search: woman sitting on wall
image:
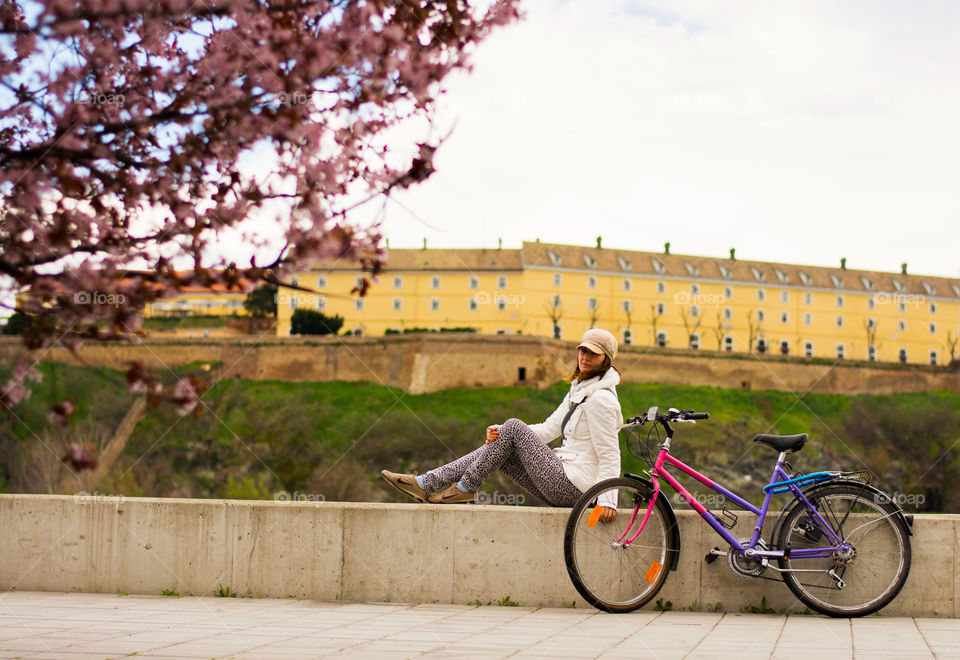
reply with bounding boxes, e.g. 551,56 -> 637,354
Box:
381,328 -> 622,521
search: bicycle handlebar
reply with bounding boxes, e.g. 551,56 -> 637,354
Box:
624,407 -> 710,426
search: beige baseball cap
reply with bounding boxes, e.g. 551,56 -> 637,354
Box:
577,328 -> 618,361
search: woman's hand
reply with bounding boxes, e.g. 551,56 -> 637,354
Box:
597,506 -> 616,524
485,425 -> 499,444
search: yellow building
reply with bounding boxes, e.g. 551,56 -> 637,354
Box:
277,242 -> 960,366
143,277 -> 253,318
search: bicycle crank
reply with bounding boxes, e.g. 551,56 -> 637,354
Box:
728,538 -> 768,579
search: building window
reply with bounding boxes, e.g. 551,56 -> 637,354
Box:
469,298 -> 478,311
552,294 -> 562,308
317,276 -> 327,289
355,298 -> 363,311
899,348 -> 907,363
803,313 -> 812,326
899,300 -> 907,312
432,276 -> 441,289
689,333 -> 700,350
290,296 -> 297,310
622,300 -> 632,313
316,296 -> 326,311
781,291 -> 789,303
757,310 -> 765,322
804,292 -> 813,305
930,350 -> 938,365
393,276 -> 402,289
757,289 -> 766,302
836,315 -> 844,328
867,317 -> 876,330
392,297 -> 402,311
780,340 -> 790,355
691,283 -> 700,296
588,276 -> 597,289
723,307 -> 732,320
656,302 -> 665,315
587,297 -> 597,311
836,344 -> 845,360
868,346 -> 877,361
868,297 -> 875,310
657,281 -> 666,294
691,305 -> 699,318
498,276 -> 507,289
780,311 -> 789,324
930,322 -> 937,334
804,342 -> 814,358
291,276 -> 299,287
469,276 -> 478,289
431,298 -> 440,311
724,336 -> 734,352
497,298 -> 507,312
757,338 -> 767,354
930,302 -> 937,314
553,273 -> 562,287
553,325 -> 562,340
724,286 -> 733,300
656,332 -> 667,347
355,275 -> 363,289
623,278 -> 632,292
898,320 -> 906,332
836,295 -> 844,307
623,329 -> 632,345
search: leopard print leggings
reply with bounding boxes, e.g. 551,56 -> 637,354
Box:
421,418 -> 583,506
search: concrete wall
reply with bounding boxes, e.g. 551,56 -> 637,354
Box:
2,495 -> 956,617
1,335 -> 958,395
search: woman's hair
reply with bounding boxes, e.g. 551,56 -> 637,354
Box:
564,356 -> 620,383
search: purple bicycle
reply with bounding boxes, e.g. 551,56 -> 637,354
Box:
563,406 -> 913,617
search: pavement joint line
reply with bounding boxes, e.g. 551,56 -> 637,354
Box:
0,592 -> 958,658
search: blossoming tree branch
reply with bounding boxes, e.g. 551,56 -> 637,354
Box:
0,0 -> 518,426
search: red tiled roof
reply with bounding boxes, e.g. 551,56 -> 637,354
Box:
521,242 -> 960,298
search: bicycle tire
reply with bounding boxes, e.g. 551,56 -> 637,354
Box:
776,482 -> 911,617
564,477 -> 674,613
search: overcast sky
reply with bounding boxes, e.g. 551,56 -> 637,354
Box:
369,0 -> 960,279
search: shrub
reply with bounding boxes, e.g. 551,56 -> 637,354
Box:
290,309 -> 343,335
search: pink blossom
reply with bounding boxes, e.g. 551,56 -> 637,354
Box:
1,0 -> 519,419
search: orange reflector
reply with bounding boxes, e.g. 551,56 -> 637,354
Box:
587,507 -> 603,527
645,561 -> 662,583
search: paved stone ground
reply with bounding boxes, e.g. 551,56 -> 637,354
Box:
1,591 -> 958,659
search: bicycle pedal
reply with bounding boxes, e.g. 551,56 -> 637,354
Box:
705,547 -> 726,564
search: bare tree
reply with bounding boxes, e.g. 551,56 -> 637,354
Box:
588,301 -> 601,328
680,307 -> 703,349
946,331 -> 959,363
646,304 -> 661,346
746,310 -> 764,353
545,300 -> 564,340
865,319 -> 880,360
709,309 -> 730,350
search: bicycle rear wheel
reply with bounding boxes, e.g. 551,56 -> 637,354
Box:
564,478 -> 675,613
776,482 -> 911,617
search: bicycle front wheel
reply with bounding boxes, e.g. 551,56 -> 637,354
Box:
564,478 -> 675,613
776,482 -> 911,617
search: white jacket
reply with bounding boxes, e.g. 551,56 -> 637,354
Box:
528,368 -> 623,507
